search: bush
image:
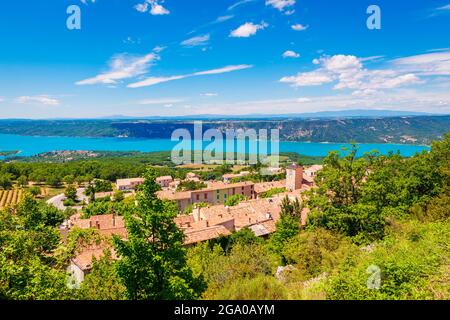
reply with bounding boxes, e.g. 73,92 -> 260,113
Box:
225,194 -> 246,207
211,276 -> 288,300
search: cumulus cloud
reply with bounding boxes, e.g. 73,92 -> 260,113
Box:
230,22 -> 268,38
76,51 -> 159,85
128,64 -> 252,88
282,50 -> 300,58
134,0 -> 170,15
181,34 -> 210,47
291,24 -> 308,31
15,95 -> 60,106
280,54 -> 422,91
266,0 -> 295,13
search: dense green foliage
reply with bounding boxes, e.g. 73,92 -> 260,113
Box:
224,194 -> 247,207
113,168 -> 206,299
176,180 -> 207,191
0,195 -> 71,299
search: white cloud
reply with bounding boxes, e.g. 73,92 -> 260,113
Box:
230,22 -> 268,38
76,51 -> 159,85
134,1 -> 149,12
280,71 -> 333,87
80,0 -> 96,4
15,95 -> 60,106
392,50 -> 450,76
128,75 -> 186,88
135,0 -> 169,15
193,65 -> 252,75
201,93 -> 218,97
179,90 -> 450,116
280,54 -> 422,91
266,0 -> 296,13
228,0 -> 255,11
181,34 -> 210,47
128,64 -> 252,88
215,15 -> 234,23
282,50 -> 300,58
437,4 -> 450,10
291,24 -> 308,31
138,98 -> 185,105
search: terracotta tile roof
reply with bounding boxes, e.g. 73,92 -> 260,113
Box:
305,165 -> 323,172
202,181 -> 254,191
184,225 -> 232,245
156,176 -> 173,181
254,180 -> 286,194
70,214 -> 127,238
157,190 -> 191,200
71,244 -> 118,271
116,178 -> 144,187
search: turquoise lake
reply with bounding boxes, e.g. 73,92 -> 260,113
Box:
0,134 -> 430,158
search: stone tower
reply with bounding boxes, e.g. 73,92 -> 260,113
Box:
286,163 -> 303,191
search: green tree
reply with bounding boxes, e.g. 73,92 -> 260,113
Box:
0,173 -> 13,189
114,190 -> 125,202
79,252 -> 126,300
225,194 -> 246,207
17,175 -> 28,188
16,194 -> 65,230
0,203 -> 71,299
113,168 -> 206,299
28,186 -> 41,197
65,184 -> 78,202
63,174 -> 75,185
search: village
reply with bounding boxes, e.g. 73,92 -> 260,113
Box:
60,163 -> 323,286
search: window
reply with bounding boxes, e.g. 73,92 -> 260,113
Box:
196,194 -> 199,201
204,193 -> 207,199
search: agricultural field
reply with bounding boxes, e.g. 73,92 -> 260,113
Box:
0,189 -> 24,209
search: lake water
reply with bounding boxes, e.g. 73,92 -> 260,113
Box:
0,134 -> 430,158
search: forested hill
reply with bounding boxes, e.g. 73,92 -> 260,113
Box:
0,115 -> 449,144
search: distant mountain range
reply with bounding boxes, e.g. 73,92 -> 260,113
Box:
93,109 -> 435,120
0,112 -> 449,145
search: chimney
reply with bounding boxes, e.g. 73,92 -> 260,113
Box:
197,206 -> 201,222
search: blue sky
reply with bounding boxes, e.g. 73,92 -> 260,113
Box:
0,0 -> 449,118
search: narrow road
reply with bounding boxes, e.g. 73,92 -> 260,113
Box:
47,187 -> 87,211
